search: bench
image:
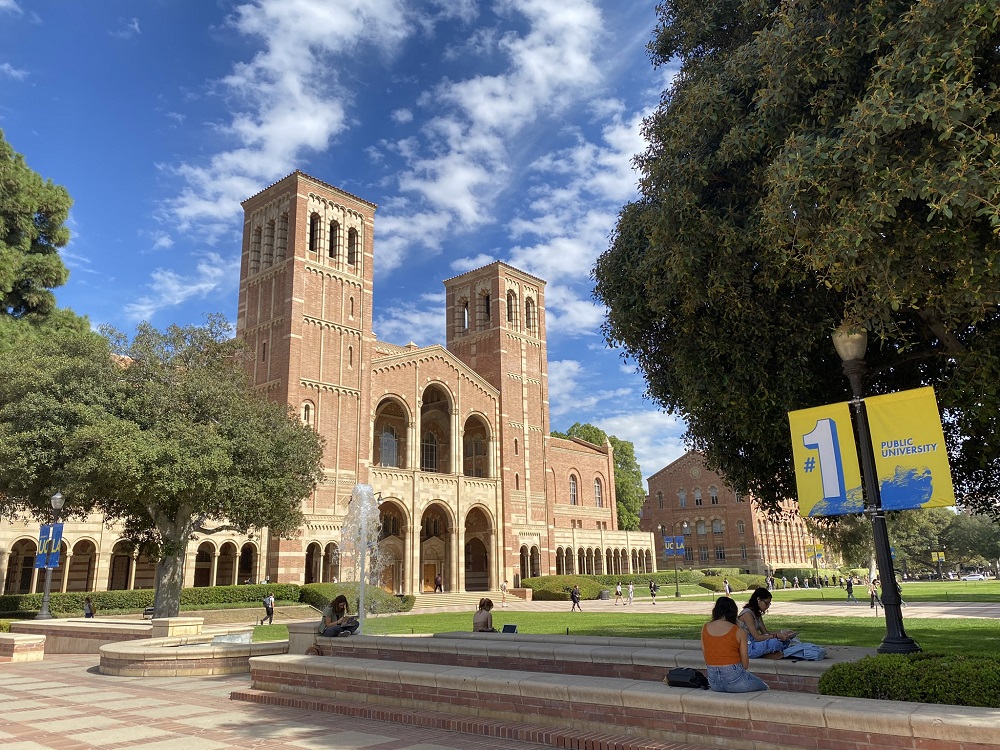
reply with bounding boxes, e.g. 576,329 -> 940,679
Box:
310,631 -> 867,694
0,633 -> 45,663
241,654 -> 1000,750
142,607 -> 155,619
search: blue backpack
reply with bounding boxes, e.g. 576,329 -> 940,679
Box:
783,640 -> 827,661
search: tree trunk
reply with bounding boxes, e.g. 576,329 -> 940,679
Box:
153,551 -> 184,617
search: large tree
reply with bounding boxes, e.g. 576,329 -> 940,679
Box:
595,0 -> 1000,516
0,317 -> 325,616
551,422 -> 645,530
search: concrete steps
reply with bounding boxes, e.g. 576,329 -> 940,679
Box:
408,590 -> 504,610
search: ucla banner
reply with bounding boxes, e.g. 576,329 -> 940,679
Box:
788,402 -> 863,517
661,534 -> 685,559
34,523 -> 64,569
865,387 -> 955,510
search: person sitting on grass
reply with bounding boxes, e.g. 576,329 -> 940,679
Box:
738,587 -> 795,658
701,596 -> 768,692
320,594 -> 359,637
473,597 -> 498,632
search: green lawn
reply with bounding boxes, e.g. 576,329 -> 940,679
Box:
624,580 -> 1000,604
253,610 -> 999,656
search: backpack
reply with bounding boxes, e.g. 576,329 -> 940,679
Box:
783,640 -> 827,661
665,667 -> 710,689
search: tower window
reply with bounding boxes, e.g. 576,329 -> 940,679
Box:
347,228 -> 358,265
250,227 -> 262,274
308,213 -> 321,253
329,220 -> 340,259
594,479 -> 603,508
569,475 -> 578,505
524,297 -> 535,332
506,290 -> 519,330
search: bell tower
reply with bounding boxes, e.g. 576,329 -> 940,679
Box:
444,262 -> 549,576
236,171 -> 377,582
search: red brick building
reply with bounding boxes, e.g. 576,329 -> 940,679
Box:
0,171 -> 654,597
641,451 -> 818,576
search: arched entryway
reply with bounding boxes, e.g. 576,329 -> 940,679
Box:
323,542 -> 340,583
379,501 -> 406,593
420,385 -> 453,474
238,543 -> 258,584
304,542 -> 322,584
217,541 -> 238,586
463,506 -> 492,591
4,539 -> 37,594
108,541 -> 134,590
67,539 -> 96,591
419,503 -> 451,592
193,541 -> 215,587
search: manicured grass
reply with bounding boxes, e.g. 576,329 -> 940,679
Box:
345,611 -> 998,657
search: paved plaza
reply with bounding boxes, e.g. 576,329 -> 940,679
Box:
3,596 -> 996,750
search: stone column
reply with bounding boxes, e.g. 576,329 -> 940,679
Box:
59,553 -> 73,593
128,554 -> 138,590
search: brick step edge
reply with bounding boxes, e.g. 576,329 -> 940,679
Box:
229,689 -> 708,750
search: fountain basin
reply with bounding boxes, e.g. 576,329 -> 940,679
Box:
99,629 -> 287,676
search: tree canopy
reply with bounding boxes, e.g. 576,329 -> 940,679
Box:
551,422 -> 645,530
1,129 -> 73,322
595,0 -> 1000,517
0,316 -> 325,616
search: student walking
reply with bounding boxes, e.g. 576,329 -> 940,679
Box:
649,580 -> 659,604
570,585 -> 582,612
614,582 -> 623,605
626,582 -> 634,605
260,591 -> 275,625
846,578 -> 858,603
500,579 -> 509,607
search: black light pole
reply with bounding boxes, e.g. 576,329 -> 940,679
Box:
36,491 -> 65,620
833,326 -> 920,654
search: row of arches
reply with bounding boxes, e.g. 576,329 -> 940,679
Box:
2,538 -> 262,595
550,546 -> 654,578
454,288 -> 538,336
308,213 -> 360,266
249,212 -> 288,274
373,386 -> 493,477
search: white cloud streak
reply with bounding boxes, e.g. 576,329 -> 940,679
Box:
0,62 -> 27,80
124,252 -> 241,322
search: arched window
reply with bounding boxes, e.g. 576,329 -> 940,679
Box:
348,345 -> 354,368
421,432 -> 439,473
347,227 -> 358,265
710,486 -> 719,504
569,475 -> 578,505
264,219 -> 275,267
250,227 -> 262,273
678,489 -> 687,508
594,478 -> 603,508
349,297 -> 355,318
308,213 -> 321,253
515,473 -> 520,490
694,488 -> 703,506
506,290 -> 519,330
514,438 -> 519,455
712,519 -> 723,535
524,297 -> 535,332
380,426 -> 399,468
696,520 -> 706,536
657,491 -> 663,509
328,220 -> 340,259
276,212 -> 288,261
301,401 -> 314,427
478,291 -> 491,329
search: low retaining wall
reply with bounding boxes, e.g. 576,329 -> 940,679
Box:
0,633 -> 45,663
100,631 -> 286,676
244,654 -> 1000,750
11,619 -> 151,654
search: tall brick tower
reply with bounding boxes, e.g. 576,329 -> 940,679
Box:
444,263 -> 550,580
236,171 -> 377,582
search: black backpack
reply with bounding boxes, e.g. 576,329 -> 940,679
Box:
665,667 -> 710,689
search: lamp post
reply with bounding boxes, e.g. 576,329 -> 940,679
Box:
659,520 -> 689,597
36,491 -> 65,620
833,325 -> 920,654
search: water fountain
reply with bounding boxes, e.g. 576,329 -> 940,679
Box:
341,483 -> 385,634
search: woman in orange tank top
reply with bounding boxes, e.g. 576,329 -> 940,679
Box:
700,597 -> 768,692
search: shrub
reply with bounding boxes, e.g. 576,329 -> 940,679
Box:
586,570 -> 705,588
520,575 -> 603,600
300,582 -> 406,614
741,575 -> 769,590
819,653 -> 1000,707
699,575 -> 748,593
397,594 -> 416,612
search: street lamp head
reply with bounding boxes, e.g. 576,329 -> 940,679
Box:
681,520 -> 689,531
832,324 -> 868,362
50,491 -> 65,512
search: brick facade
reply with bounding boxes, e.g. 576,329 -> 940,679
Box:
0,172 -> 655,596
641,451 -> 819,576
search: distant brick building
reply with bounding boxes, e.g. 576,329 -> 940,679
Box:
0,172 -> 653,596
641,451 -> 818,576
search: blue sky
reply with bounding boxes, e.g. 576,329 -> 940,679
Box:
1,0 -> 687,480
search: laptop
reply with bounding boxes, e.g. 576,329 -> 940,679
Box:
501,624 -> 518,634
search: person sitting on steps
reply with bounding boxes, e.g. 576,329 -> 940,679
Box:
738,587 -> 795,659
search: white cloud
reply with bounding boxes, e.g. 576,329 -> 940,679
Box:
450,253 -> 496,274
373,299 -> 445,347
150,233 -> 174,251
124,252 -> 240,322
596,410 -> 688,481
0,0 -> 21,14
392,108 -> 413,124
163,0 -> 414,230
110,17 -> 141,39
0,62 -> 27,80
547,358 -> 632,420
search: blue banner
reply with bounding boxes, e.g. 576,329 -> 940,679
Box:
35,523 -> 64,569
661,534 -> 685,558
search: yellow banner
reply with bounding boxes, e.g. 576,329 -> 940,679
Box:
865,387 -> 954,510
788,402 -> 863,517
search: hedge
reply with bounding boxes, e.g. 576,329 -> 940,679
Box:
819,653 -> 1000,707
590,570 -> 705,587
520,575 -> 603,600
699,575 -> 749,593
300,582 -> 410,615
